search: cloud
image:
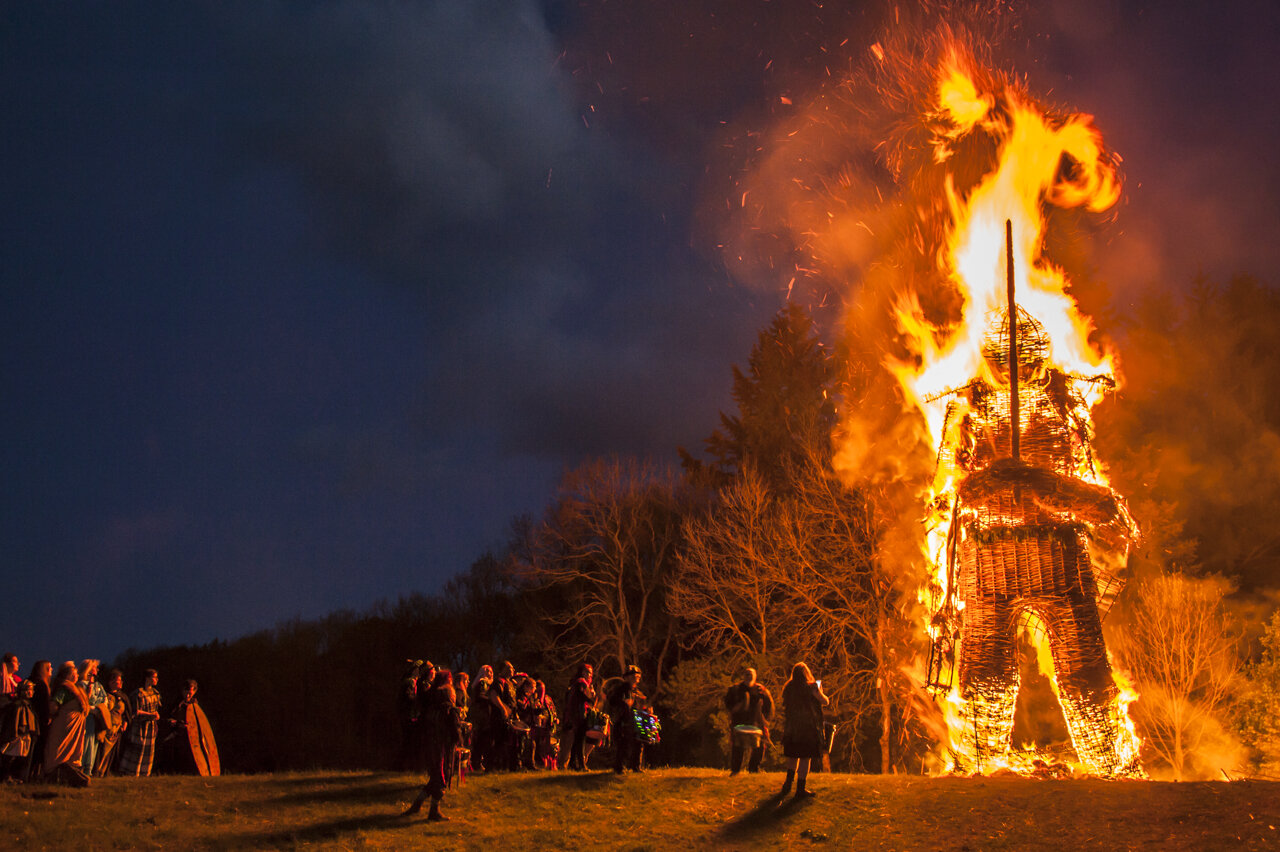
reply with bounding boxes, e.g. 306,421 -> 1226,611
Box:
210,0 -> 766,462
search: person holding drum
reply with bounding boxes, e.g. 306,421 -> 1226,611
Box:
607,665 -> 650,774
779,662 -> 828,798
724,667 -> 774,775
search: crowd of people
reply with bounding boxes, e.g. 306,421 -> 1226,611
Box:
0,653 -> 204,786
397,657 -> 832,820
396,659 -> 663,820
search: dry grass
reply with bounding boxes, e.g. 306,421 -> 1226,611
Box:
2,768 -> 1278,850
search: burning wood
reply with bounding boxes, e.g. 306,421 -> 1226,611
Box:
900,54 -> 1142,778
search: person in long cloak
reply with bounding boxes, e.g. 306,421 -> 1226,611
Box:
44,662 -> 90,786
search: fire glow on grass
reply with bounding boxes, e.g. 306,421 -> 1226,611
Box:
890,47 -> 1142,776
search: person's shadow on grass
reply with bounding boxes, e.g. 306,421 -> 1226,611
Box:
719,790 -> 816,840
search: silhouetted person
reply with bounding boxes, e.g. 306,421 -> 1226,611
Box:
725,667 -> 773,775
780,662 -> 828,798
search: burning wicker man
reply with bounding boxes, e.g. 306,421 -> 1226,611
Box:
926,303 -> 1142,778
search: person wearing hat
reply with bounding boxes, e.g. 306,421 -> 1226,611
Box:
607,665 -> 646,774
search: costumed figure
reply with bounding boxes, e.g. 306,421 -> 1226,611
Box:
928,305 -> 1139,777
25,660 -> 52,781
514,676 -> 539,770
44,662 -> 90,786
562,664 -> 596,771
779,662 -> 827,797
493,662 -> 520,771
77,659 -> 107,778
608,665 -> 654,774
725,667 -> 774,775
396,660 -> 421,771
94,669 -> 131,777
468,665 -> 495,771
403,671 -> 464,822
530,680 -> 558,769
0,679 -> 38,782
118,669 -> 162,777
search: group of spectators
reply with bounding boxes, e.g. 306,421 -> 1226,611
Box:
397,657 -> 833,819
0,653 -> 201,786
397,659 -> 660,821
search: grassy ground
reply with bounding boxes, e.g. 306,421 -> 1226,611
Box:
2,768 -> 1278,850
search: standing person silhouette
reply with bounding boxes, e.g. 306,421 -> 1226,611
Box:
779,662 -> 827,798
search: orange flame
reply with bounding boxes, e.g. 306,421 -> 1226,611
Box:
891,55 -> 1140,775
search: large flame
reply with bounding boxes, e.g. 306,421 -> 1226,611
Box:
888,52 -> 1141,775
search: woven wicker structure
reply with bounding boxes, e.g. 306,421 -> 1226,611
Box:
934,309 -> 1138,776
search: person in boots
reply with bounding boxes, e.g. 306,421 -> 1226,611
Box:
779,662 -> 827,798
404,670 -> 463,822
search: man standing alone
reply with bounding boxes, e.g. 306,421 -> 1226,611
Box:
725,668 -> 773,775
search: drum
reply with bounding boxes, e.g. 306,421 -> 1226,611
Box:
584,709 -> 610,742
629,709 -> 662,745
731,724 -> 763,746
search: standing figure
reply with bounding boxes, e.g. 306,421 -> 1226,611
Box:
607,665 -> 647,774
562,664 -> 596,771
404,671 -> 463,822
25,660 -> 52,781
468,665 -> 495,771
118,669 -> 162,776
44,662 -> 90,786
94,669 -> 132,776
779,662 -> 828,798
396,660 -> 421,771
933,308 -> 1138,776
0,679 -> 38,781
78,660 -> 107,778
725,668 -> 774,775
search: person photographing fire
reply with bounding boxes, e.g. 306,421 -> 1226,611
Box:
928,235 -> 1140,777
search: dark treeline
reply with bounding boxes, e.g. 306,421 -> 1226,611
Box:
116,279 -> 1280,775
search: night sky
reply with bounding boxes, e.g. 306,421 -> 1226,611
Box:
2,1 -> 1276,668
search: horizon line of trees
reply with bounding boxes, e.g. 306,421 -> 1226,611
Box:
117,276 -> 1280,778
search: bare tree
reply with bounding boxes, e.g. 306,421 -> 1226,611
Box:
1110,573 -> 1245,780
671,455 -> 926,771
512,457 -> 687,692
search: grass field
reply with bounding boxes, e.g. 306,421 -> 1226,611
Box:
2,768 -> 1278,850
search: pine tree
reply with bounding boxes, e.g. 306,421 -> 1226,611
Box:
681,302 -> 836,490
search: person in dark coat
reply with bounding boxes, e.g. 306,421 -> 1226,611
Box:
563,663 -> 595,771
404,671 -> 464,822
468,665 -> 495,771
779,662 -> 828,798
24,661 -> 52,781
0,679 -> 38,782
725,667 -> 774,775
608,665 -> 647,774
395,660 -> 421,771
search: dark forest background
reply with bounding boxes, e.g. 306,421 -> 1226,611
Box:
116,276 -> 1280,777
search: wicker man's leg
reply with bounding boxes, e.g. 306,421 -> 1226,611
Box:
1042,589 -> 1140,776
957,594 -> 1019,771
